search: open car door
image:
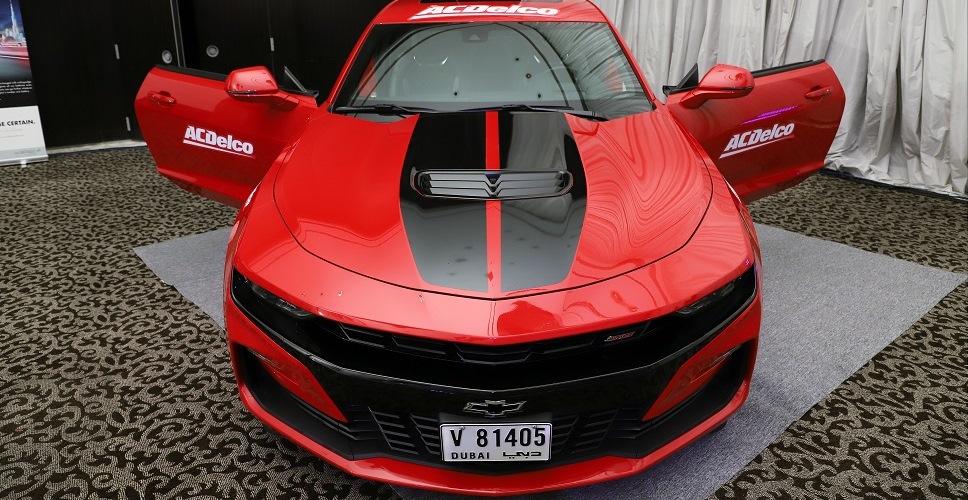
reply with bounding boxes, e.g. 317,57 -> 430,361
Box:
666,60 -> 845,203
135,66 -> 316,207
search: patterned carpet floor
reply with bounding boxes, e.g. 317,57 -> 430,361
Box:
0,148 -> 965,499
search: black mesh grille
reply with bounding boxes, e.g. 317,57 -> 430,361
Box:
337,320 -> 648,366
301,401 -> 651,469
239,343 -> 752,474
370,410 -> 421,455
404,407 -> 642,459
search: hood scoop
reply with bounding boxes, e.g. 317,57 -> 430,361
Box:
411,169 -> 574,200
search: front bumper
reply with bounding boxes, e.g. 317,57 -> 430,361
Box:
224,269 -> 760,495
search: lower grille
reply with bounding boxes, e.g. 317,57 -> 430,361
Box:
239,342 -> 751,474
370,410 -> 423,455
371,405 -> 647,465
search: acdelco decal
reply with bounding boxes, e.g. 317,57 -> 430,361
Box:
411,5 -> 560,20
183,126 -> 254,157
720,123 -> 795,158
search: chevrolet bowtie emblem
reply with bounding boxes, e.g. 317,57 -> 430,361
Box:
463,399 -> 526,418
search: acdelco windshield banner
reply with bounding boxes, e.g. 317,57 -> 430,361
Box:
0,0 -> 47,167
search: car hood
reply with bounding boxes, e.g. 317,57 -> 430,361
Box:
273,109 -> 712,299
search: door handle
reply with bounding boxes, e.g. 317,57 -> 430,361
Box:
804,86 -> 832,99
149,91 -> 176,107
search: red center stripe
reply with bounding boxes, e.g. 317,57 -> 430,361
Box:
485,111 -> 502,295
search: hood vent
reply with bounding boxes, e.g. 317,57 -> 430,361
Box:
411,169 -> 573,200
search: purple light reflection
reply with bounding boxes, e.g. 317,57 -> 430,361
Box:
741,105 -> 800,125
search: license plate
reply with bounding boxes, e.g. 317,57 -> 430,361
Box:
440,423 -> 552,462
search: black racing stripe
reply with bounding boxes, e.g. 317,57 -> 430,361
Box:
499,112 -> 587,292
400,113 -> 489,292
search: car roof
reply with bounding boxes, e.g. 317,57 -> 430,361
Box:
376,0 -> 609,24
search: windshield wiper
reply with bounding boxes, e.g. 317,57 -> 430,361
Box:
332,104 -> 439,116
456,104 -> 607,121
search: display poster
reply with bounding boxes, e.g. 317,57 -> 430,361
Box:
0,0 -> 46,166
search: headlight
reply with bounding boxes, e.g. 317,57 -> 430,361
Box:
674,277 -> 739,316
241,274 -> 314,319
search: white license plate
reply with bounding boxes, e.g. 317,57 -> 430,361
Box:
440,423 -> 552,462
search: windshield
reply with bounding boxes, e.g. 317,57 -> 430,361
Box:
333,22 -> 653,120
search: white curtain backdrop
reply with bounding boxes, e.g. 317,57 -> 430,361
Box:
593,0 -> 968,196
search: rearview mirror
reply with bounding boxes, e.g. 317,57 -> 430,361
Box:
225,66 -> 297,110
679,64 -> 754,109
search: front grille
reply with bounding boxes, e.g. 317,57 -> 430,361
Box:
231,267 -> 756,390
337,320 -> 644,365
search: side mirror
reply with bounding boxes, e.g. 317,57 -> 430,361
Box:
679,64 -> 754,109
225,66 -> 297,110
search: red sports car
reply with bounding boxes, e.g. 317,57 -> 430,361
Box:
135,0 -> 844,495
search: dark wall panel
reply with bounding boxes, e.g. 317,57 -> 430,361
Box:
178,0 -> 272,76
21,0 -> 392,147
267,1 -> 391,97
20,1 -> 128,147
111,0 -> 179,139
21,0 -> 177,146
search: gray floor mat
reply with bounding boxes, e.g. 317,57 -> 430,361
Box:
134,227 -> 232,326
134,223 -> 965,500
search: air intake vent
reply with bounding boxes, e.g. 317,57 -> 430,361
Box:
411,170 -> 573,200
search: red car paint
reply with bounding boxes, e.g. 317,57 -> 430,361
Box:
666,62 -> 845,202
135,0 -> 844,495
272,111 -> 713,298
